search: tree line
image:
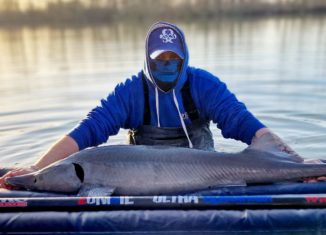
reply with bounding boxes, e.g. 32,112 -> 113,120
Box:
0,0 -> 325,25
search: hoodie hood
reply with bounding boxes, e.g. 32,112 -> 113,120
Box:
144,22 -> 189,93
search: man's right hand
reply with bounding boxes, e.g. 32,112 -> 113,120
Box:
0,136 -> 79,190
0,166 -> 38,189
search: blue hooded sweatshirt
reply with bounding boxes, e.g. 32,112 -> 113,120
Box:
68,22 -> 265,150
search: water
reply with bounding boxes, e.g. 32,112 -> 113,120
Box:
0,17 -> 325,167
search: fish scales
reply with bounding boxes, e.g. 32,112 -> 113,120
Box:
6,145 -> 326,195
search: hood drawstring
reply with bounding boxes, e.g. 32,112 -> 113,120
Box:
155,86 -> 193,148
155,87 -> 161,127
173,89 -> 193,148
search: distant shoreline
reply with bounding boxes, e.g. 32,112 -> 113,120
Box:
0,1 -> 326,26
1,11 -> 326,27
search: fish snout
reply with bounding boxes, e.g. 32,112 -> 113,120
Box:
6,173 -> 36,190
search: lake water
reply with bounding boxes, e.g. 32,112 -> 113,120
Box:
0,17 -> 326,167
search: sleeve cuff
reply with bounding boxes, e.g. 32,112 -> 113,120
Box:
242,118 -> 266,145
67,125 -> 89,151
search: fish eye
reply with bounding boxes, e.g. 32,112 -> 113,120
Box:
34,178 -> 37,183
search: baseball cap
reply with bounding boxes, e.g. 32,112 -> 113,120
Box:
148,27 -> 184,59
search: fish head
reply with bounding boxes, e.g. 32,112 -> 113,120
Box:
6,163 -> 84,193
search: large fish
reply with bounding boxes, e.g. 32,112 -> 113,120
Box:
6,133 -> 326,196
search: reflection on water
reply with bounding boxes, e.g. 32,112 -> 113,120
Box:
0,17 -> 326,166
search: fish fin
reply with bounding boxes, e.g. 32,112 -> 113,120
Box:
211,180 -> 247,188
77,184 -> 115,197
224,181 -> 247,187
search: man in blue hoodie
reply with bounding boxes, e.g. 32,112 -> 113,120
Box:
0,22 -> 303,187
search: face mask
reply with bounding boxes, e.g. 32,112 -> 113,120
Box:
150,59 -> 182,83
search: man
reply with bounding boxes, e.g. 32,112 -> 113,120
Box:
0,21 -> 306,188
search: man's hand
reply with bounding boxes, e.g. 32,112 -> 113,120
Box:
0,166 -> 38,189
302,159 -> 326,183
252,128 -> 304,162
0,136 -> 78,190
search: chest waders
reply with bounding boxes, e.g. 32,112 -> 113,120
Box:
128,75 -> 214,151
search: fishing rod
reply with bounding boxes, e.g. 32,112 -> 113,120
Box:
1,194 -> 326,212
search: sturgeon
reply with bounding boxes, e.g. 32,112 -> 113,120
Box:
6,134 -> 326,196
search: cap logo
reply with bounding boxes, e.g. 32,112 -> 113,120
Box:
159,29 -> 177,43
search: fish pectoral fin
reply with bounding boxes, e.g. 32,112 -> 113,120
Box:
77,184 -> 115,197
225,180 -> 247,187
211,180 -> 247,188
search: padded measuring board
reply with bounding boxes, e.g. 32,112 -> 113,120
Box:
1,182 -> 326,234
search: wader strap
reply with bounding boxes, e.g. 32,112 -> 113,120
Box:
142,74 -> 150,125
181,79 -> 199,121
